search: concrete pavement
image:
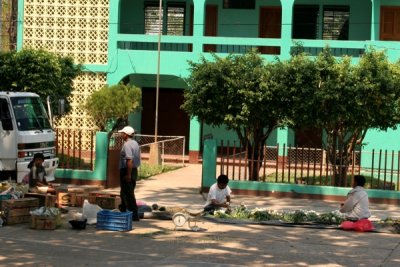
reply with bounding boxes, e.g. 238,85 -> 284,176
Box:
1,164 -> 400,266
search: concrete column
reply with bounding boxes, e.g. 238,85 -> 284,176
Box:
370,0 -> 380,41
192,0 -> 206,53
201,139 -> 217,191
188,117 -> 201,163
280,0 -> 294,59
277,127 -> 295,159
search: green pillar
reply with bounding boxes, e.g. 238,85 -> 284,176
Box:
192,0 -> 206,53
280,0 -> 294,59
370,0 -> 380,41
189,117 -> 201,162
277,127 -> 295,156
202,139 -> 217,189
106,0 -> 119,84
16,0 -> 25,50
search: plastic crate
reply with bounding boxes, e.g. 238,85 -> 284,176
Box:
96,210 -> 133,231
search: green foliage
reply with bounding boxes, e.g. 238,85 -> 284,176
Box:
184,50 -> 287,139
183,50 -> 290,180
0,49 -> 82,115
286,47 -> 400,186
83,83 -> 141,131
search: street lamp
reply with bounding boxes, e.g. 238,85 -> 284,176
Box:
155,0 -> 162,143
149,0 -> 163,165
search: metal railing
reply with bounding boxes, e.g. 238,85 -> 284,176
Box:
218,140 -> 399,191
55,129 -> 96,170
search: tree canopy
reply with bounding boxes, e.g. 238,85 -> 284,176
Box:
184,47 -> 400,184
83,83 -> 142,132
183,50 -> 289,180
286,47 -> 400,185
0,49 -> 82,115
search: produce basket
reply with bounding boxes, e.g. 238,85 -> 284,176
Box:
96,210 -> 132,231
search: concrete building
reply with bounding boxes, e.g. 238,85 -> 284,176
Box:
17,0 -> 400,162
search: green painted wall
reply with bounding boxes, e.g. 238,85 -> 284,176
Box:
361,128 -> 400,174
202,124 -> 283,148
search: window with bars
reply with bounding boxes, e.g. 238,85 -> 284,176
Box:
144,3 -> 185,36
292,5 -> 349,40
323,6 -> 349,40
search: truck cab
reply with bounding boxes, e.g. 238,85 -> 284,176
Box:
0,92 -> 58,182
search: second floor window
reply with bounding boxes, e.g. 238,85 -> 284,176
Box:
145,3 -> 185,36
323,6 -> 349,40
292,5 -> 349,40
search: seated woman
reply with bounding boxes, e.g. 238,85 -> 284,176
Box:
23,153 -> 56,195
339,175 -> 371,221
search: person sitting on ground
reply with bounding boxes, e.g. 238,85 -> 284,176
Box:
204,174 -> 232,214
339,175 -> 371,221
23,153 -> 56,195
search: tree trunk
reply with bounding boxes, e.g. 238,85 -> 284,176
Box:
246,140 -> 265,181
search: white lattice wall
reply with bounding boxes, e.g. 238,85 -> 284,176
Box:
23,0 -> 109,64
22,0 -> 110,148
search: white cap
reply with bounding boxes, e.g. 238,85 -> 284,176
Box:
118,126 -> 135,136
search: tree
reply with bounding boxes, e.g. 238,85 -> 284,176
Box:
0,49 -> 82,115
183,50 -> 289,181
83,83 -> 141,132
287,47 -> 400,186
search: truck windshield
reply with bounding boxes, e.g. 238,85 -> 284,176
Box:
11,97 -> 52,131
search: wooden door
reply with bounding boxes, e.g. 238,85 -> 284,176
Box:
380,7 -> 400,40
259,7 -> 281,54
141,88 -> 190,152
204,5 -> 218,52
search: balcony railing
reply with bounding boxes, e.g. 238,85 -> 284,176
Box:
116,33 -> 400,60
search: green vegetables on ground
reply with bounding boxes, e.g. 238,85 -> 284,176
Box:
212,203 -> 345,225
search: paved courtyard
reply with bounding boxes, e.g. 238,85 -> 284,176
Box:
1,164 -> 400,266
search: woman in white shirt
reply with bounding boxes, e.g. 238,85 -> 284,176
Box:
340,175 -> 371,221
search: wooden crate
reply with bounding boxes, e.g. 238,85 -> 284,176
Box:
74,193 -> 88,208
57,191 -> 76,207
95,196 -> 121,210
68,185 -> 103,193
31,214 -> 61,230
24,193 -> 57,207
1,198 -> 40,225
88,192 -> 121,210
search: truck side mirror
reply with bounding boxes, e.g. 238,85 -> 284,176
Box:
58,98 -> 66,115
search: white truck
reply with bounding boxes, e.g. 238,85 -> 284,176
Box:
0,91 -> 59,182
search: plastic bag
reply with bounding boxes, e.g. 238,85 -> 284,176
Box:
82,199 -> 102,225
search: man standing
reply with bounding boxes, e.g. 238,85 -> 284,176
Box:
118,126 -> 141,221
